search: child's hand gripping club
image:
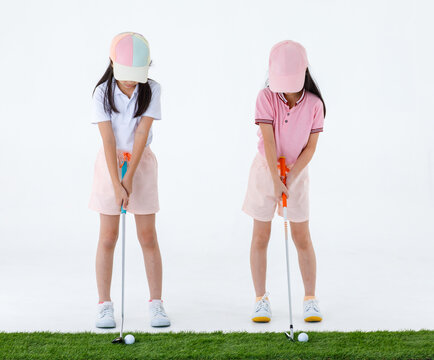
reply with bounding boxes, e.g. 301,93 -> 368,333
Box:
278,156 -> 290,214
119,152 -> 131,213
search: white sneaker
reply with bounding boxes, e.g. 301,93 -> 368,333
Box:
303,298 -> 323,322
95,301 -> 116,328
251,292 -> 272,322
149,300 -> 171,327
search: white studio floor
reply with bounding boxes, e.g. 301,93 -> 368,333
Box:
1,204 -> 433,334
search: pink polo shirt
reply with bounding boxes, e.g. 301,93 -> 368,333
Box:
255,87 -> 324,165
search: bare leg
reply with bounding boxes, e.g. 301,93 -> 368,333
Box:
250,219 -> 272,297
135,214 -> 162,300
95,214 -> 120,302
290,220 -> 316,296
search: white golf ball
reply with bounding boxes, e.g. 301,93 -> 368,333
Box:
298,332 -> 309,342
124,334 -> 135,345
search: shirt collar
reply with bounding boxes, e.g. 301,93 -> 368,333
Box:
278,88 -> 305,106
113,78 -> 139,99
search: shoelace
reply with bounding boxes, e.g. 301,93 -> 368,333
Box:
255,292 -> 270,313
99,305 -> 113,318
304,300 -> 319,312
151,303 -> 167,318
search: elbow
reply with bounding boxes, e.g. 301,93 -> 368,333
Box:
263,137 -> 275,148
305,146 -> 316,158
102,134 -> 116,148
135,130 -> 149,138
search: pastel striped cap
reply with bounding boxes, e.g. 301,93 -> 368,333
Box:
109,32 -> 151,83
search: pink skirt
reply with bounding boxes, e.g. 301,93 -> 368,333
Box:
88,146 -> 159,215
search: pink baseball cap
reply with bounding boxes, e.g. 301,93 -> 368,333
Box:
268,40 -> 308,93
109,32 -> 151,83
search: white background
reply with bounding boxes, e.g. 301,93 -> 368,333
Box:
0,0 -> 433,332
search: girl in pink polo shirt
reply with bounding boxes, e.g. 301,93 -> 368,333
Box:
242,40 -> 326,323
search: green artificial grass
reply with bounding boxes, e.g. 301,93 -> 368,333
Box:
0,331 -> 433,360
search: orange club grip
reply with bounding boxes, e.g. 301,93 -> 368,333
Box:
282,193 -> 288,208
119,152 -> 132,168
278,156 -> 290,208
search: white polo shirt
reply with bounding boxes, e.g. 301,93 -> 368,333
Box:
92,78 -> 161,152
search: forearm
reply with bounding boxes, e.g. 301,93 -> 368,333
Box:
102,136 -> 121,188
288,132 -> 320,182
263,137 -> 280,182
289,146 -> 315,181
127,127 -> 149,176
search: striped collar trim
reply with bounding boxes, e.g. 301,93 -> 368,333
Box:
278,89 -> 305,106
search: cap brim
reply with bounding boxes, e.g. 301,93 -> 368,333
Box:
113,62 -> 149,83
269,72 -> 305,93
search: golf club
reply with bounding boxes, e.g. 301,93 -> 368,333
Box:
112,152 -> 130,344
278,156 -> 295,342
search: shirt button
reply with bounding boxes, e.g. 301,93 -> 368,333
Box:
285,120 -> 288,123
287,112 -> 290,115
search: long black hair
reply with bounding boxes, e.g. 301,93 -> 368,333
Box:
93,61 -> 152,118
304,67 -> 326,118
266,67 -> 326,118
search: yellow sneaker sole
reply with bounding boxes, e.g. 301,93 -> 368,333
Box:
304,316 -> 322,322
252,316 -> 271,323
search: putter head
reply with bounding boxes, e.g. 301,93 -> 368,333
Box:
112,336 -> 124,344
284,332 -> 294,342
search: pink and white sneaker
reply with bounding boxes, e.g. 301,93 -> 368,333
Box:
149,300 -> 171,327
95,301 -> 116,328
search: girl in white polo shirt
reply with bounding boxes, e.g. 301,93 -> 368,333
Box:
242,40 -> 326,323
89,32 -> 170,328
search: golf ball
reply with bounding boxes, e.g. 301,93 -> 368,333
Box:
124,334 -> 135,345
298,332 -> 309,342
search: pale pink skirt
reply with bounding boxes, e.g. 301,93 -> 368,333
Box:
242,152 -> 309,222
88,146 -> 159,215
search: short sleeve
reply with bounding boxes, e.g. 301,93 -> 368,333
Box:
91,85 -> 111,124
255,89 -> 274,125
311,100 -> 324,134
141,82 -> 161,120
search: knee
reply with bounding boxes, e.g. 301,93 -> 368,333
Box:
99,230 -> 118,250
137,228 -> 157,248
252,231 -> 270,250
291,228 -> 311,251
